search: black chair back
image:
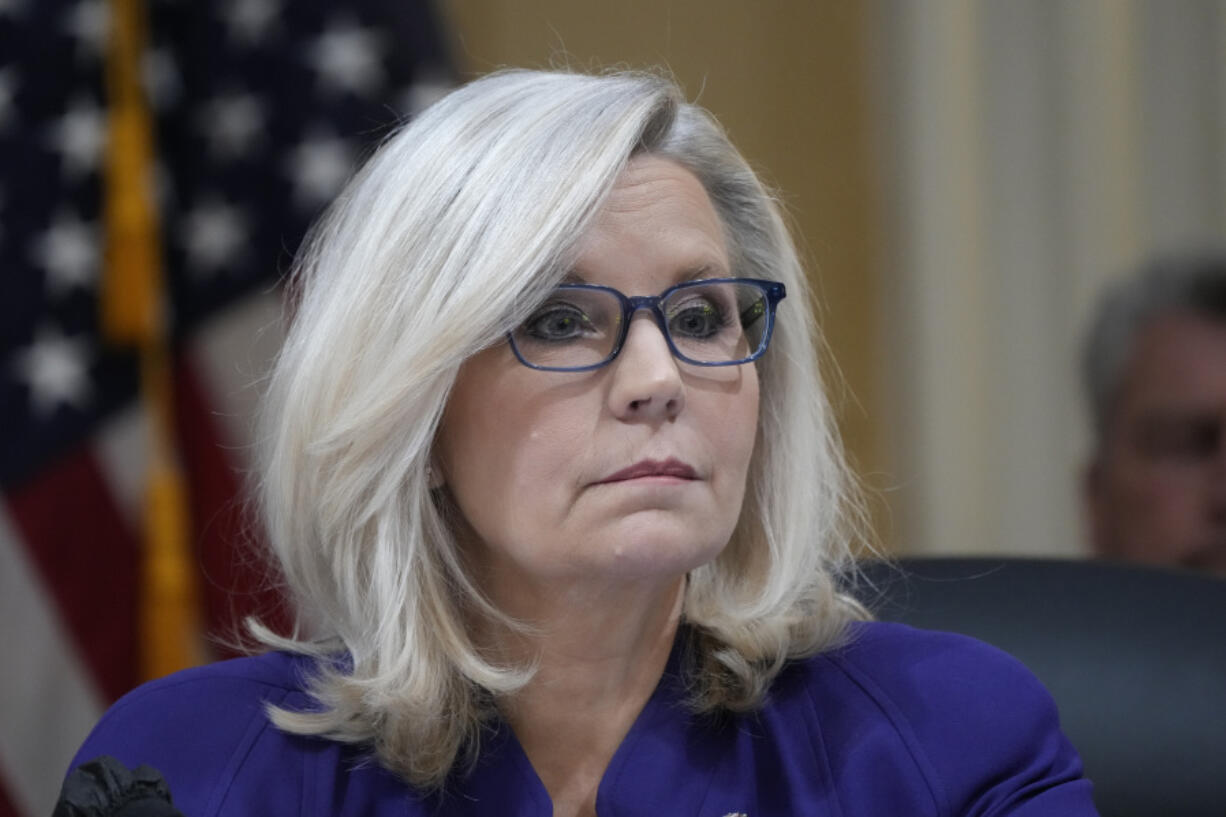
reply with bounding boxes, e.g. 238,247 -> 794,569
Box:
856,557 -> 1226,817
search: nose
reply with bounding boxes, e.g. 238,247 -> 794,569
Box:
607,313 -> 685,421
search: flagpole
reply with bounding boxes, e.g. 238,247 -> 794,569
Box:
101,0 -> 204,681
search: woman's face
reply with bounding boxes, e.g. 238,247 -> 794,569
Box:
435,157 -> 760,593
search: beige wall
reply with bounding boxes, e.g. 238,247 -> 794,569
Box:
440,0 -> 890,545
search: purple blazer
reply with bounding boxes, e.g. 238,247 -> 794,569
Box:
68,621 -> 1099,816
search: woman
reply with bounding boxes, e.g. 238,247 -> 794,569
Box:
67,70 -> 1098,816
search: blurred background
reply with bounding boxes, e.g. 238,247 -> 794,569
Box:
2,1 -> 1224,815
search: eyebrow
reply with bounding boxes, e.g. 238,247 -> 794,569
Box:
560,263 -> 725,286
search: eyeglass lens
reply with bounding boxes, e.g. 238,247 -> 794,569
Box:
512,281 -> 771,369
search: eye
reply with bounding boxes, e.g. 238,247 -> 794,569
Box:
521,303 -> 595,342
667,297 -> 730,339
739,296 -> 767,328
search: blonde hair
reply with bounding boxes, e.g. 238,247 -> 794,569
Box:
253,68 -> 869,789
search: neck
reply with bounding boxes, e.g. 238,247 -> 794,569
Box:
475,575 -> 686,817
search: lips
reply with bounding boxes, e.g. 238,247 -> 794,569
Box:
598,457 -> 698,484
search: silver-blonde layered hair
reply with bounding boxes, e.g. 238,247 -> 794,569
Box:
253,68 -> 869,788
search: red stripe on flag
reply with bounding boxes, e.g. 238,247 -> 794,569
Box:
5,449 -> 140,703
174,357 -> 291,654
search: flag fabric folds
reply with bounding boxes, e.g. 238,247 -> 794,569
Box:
0,2 -> 451,815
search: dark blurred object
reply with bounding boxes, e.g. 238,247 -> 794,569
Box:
54,756 -> 183,817
857,557 -> 1226,817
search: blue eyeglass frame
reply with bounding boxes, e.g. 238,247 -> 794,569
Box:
508,277 -> 787,372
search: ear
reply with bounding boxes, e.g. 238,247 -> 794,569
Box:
426,461 -> 445,490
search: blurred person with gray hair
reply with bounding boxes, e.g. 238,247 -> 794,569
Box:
1082,253 -> 1226,574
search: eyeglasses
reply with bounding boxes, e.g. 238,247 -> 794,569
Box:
508,277 -> 786,372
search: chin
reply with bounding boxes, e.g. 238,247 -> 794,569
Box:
597,528 -> 730,581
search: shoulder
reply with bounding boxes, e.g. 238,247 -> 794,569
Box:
773,621 -> 1096,816
80,650 -> 315,755
818,619 -> 1051,715
68,652 -> 324,817
111,649 -> 312,703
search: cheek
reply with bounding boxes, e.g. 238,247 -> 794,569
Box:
699,370 -> 760,497
728,371 -> 761,463
1121,458 -> 1195,496
438,396 -> 592,539
1111,462 -> 1205,533
1147,469 -> 1210,515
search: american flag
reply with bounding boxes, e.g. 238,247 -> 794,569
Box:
0,2 -> 450,814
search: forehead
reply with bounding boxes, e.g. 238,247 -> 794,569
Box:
600,156 -> 714,214
570,156 -> 730,290
1120,313 -> 1226,412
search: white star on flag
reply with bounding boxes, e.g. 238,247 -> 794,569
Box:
198,92 -> 266,160
46,96 -> 107,178
62,0 -> 109,60
400,78 -> 452,117
308,19 -> 386,97
285,130 -> 353,209
11,326 -> 93,416
30,210 -> 99,296
181,198 -> 249,274
223,0 -> 280,46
